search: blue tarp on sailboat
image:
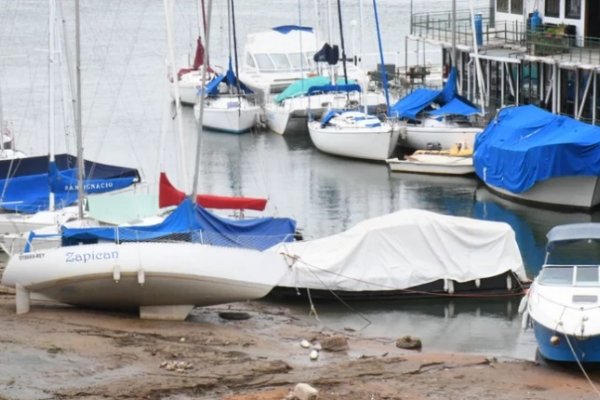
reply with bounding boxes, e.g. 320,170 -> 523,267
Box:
0,155 -> 141,213
389,67 -> 479,119
204,60 -> 253,96
473,105 -> 600,193
61,198 -> 297,251
272,25 -> 313,34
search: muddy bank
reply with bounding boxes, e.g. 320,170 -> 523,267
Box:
0,291 -> 597,400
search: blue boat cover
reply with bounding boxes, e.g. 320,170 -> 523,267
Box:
473,105 -> 600,193
61,198 -> 297,251
272,25 -> 313,34
0,157 -> 141,213
389,67 -> 479,119
429,97 -> 480,117
204,59 -> 253,96
307,83 -> 361,96
275,76 -> 358,103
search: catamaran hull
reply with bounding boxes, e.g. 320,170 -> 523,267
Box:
308,122 -> 400,161
404,126 -> 481,150
486,176 -> 600,210
532,320 -> 600,362
1,242 -> 288,313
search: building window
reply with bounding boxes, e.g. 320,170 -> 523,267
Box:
497,0 -> 508,13
511,0 -> 523,14
565,0 -> 581,19
545,0 -> 560,17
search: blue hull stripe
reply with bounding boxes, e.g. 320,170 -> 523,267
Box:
533,321 -> 600,362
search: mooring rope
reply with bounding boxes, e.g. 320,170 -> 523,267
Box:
562,328 -> 600,398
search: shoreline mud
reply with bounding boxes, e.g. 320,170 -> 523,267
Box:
0,286 -> 598,400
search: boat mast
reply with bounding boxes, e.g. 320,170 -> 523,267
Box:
335,0 -> 348,87
192,0 -> 213,199
48,0 -> 56,211
372,0 -> 390,115
75,0 -> 84,220
230,0 -> 242,103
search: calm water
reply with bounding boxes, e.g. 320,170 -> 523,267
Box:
2,0 -> 598,360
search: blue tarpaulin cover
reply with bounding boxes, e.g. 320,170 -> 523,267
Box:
0,157 -> 140,213
306,83 -> 361,96
389,67 -> 479,119
204,60 -> 253,96
474,105 -> 600,193
61,198 -> 297,251
272,25 -> 313,34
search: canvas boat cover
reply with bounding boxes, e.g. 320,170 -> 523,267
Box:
272,25 -> 313,34
272,209 -> 526,291
473,105 -> 600,193
62,198 -> 296,251
546,223 -> 600,250
0,155 -> 141,213
158,172 -> 267,211
275,76 -> 358,103
389,67 -> 479,120
204,60 -> 253,96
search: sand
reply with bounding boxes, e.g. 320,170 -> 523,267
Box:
0,285 -> 598,400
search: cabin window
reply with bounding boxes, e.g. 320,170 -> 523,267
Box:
511,0 -> 523,14
565,0 -> 581,19
545,0 -> 560,17
575,266 -> 599,286
497,0 -> 508,13
246,54 -> 256,69
538,266 -> 573,285
271,53 -> 292,70
288,52 -> 304,69
254,54 -> 275,72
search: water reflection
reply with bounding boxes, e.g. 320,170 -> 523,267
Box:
279,296 -> 537,360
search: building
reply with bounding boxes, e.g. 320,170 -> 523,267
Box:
408,0 -> 600,124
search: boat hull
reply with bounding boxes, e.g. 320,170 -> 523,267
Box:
386,155 -> 474,175
486,176 -> 600,210
194,101 -> 260,133
533,320 -> 600,362
404,125 -> 481,150
1,242 -> 288,310
308,121 -> 399,161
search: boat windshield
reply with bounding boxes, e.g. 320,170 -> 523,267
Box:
254,54 -> 275,71
251,52 -> 315,72
538,265 -> 600,286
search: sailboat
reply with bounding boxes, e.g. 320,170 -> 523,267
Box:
307,0 -> 399,161
0,1 -> 141,237
170,36 -> 216,106
193,0 -> 260,134
1,0 -> 296,321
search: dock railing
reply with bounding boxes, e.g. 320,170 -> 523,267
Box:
411,10 -> 600,64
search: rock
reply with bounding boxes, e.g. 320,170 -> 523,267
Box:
309,350 -> 319,361
395,335 -> 422,350
287,383 -> 318,400
300,339 -> 311,348
319,335 -> 348,352
219,311 -> 251,320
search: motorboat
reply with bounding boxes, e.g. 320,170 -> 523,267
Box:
391,67 -> 482,150
239,25 -> 367,103
474,105 -> 600,210
386,142 -> 474,175
270,209 -> 528,300
522,223 -> 600,362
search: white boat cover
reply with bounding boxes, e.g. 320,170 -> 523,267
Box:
273,209 -> 527,292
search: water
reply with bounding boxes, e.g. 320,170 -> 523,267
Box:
1,0 -> 598,360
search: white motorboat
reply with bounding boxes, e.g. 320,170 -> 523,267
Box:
271,209 -> 528,300
194,94 -> 260,133
308,109 -> 399,161
522,223 -> 600,362
386,143 -> 474,175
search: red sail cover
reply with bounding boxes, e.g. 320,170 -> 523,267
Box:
159,173 -> 267,211
177,37 -> 214,80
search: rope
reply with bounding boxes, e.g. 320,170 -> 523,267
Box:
562,327 -> 600,398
